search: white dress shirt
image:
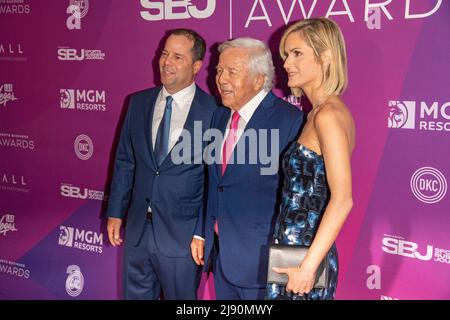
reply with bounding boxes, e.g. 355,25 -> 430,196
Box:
152,82 -> 196,150
221,89 -> 269,152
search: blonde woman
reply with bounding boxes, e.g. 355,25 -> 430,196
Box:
267,18 -> 355,300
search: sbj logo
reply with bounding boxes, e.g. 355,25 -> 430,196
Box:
60,183 -> 108,201
140,0 -> 216,21
0,83 -> 18,107
57,47 -> 105,61
382,236 -> 433,261
57,48 -> 84,61
411,167 -> 447,204
66,265 -> 84,297
388,100 -> 415,129
66,0 -> 89,30
74,134 -> 93,160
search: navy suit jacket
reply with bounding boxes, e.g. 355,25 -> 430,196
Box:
107,85 -> 218,257
196,91 -> 304,288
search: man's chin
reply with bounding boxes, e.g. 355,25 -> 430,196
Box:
161,80 -> 173,88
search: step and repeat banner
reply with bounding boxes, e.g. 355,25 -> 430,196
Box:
1,0 -> 449,299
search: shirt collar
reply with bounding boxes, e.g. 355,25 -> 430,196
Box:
161,82 -> 196,108
233,89 -> 269,123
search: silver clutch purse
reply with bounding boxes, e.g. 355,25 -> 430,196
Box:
267,243 -> 328,288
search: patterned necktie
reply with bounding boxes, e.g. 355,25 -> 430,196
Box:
154,95 -> 173,166
221,111 -> 241,175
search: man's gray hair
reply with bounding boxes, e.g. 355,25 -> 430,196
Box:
218,37 -> 274,90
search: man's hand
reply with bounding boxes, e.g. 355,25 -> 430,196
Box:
190,238 -> 205,266
107,217 -> 123,247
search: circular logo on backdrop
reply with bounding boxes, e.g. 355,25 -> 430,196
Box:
66,265 -> 84,297
69,0 -> 89,19
411,167 -> 447,204
388,100 -> 408,128
74,134 -> 93,160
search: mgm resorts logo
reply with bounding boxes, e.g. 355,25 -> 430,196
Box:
60,89 -> 106,112
388,100 -> 450,131
59,225 -> 103,254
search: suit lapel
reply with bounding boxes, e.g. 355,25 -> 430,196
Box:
214,108 -> 231,180
221,91 -> 277,179
143,87 -> 161,170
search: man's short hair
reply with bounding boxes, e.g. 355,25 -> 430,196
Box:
218,37 -> 275,91
169,29 -> 206,62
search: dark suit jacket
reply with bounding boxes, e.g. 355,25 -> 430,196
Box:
107,85 -> 218,257
196,91 -> 304,288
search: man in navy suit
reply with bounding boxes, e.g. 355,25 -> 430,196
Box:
106,29 -> 218,300
191,37 -> 305,300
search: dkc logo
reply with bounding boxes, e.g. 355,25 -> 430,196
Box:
140,0 -> 216,21
411,167 -> 447,204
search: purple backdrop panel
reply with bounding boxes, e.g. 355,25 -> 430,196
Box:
1,0 -> 448,299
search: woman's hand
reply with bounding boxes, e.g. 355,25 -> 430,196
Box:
272,265 -> 316,295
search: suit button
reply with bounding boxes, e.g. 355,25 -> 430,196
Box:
218,187 -> 224,192
155,171 -> 160,176
145,198 -> 150,203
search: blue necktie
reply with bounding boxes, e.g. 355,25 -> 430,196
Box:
154,95 -> 173,166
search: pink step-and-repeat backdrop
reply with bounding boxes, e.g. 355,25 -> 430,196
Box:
1,0 -> 449,299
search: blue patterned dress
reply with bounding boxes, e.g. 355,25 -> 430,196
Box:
266,142 -> 338,300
